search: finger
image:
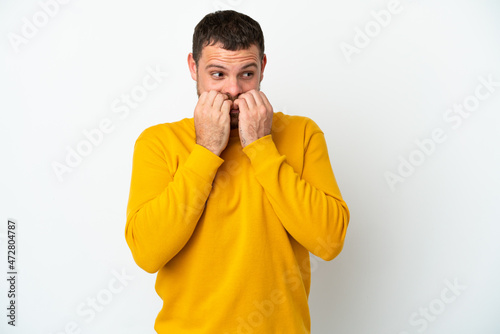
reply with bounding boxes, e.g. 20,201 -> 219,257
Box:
248,90 -> 264,107
213,93 -> 229,110
239,91 -> 258,110
221,99 -> 232,115
259,91 -> 273,112
198,91 -> 209,106
234,98 -> 249,114
205,90 -> 219,106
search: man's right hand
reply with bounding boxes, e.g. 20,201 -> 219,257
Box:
194,90 -> 232,156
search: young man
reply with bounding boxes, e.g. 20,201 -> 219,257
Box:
125,10 -> 349,333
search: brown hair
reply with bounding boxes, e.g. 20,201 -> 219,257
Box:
192,10 -> 265,65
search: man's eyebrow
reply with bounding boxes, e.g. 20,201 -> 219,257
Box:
205,64 -> 227,70
241,63 -> 258,70
205,63 -> 259,71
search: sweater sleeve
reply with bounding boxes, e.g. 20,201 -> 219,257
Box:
242,124 -> 350,261
125,129 -> 224,273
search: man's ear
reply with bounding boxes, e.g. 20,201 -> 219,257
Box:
187,53 -> 197,81
260,54 -> 267,82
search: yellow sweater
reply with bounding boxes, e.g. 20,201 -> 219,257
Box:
125,111 -> 349,333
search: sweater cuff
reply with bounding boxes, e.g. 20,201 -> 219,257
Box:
242,135 -> 284,174
184,144 -> 224,184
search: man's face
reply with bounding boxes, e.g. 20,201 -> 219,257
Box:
188,43 -> 267,129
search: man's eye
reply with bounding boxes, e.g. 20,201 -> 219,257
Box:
212,72 -> 224,78
242,72 -> 254,78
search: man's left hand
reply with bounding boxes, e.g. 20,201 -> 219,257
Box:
234,90 -> 273,148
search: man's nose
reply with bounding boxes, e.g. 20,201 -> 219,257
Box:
222,77 -> 242,98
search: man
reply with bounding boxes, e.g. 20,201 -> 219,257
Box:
125,10 -> 349,333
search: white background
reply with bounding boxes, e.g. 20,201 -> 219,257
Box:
1,0 -> 499,333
